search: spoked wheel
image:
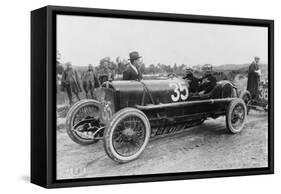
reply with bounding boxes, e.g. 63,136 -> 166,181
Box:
66,99 -> 104,145
226,98 -> 247,133
104,108 -> 151,163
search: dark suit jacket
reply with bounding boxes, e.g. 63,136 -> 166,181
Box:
123,64 -> 142,80
183,74 -> 200,93
198,73 -> 217,94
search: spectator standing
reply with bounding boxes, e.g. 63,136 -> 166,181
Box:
61,62 -> 81,105
247,56 -> 261,101
81,64 -> 100,99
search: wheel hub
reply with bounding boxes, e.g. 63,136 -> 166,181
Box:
231,105 -> 245,128
122,127 -> 136,137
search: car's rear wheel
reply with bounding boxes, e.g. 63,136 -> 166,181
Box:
226,98 -> 247,133
240,91 -> 251,114
66,99 -> 102,145
104,108 -> 151,163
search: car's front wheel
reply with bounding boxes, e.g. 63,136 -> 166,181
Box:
66,99 -> 102,145
226,98 -> 247,133
104,108 -> 151,163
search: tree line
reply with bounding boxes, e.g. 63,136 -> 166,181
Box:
95,56 -> 189,76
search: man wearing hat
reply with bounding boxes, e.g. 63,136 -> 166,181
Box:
198,64 -> 217,95
61,62 -> 82,105
81,64 -> 100,99
247,56 -> 261,101
183,67 -> 200,93
123,51 -> 142,80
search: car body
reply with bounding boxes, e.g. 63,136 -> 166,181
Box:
240,80 -> 268,112
66,77 -> 247,163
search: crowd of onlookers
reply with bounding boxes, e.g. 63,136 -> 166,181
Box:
58,62 -> 109,105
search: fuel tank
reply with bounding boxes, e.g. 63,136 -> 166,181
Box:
103,78 -> 189,111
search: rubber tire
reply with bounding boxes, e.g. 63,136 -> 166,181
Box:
226,98 -> 247,134
66,99 -> 101,145
104,108 -> 151,163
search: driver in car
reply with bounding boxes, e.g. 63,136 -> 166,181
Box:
198,64 -> 217,96
183,67 -> 200,93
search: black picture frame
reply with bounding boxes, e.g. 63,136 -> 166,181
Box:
31,5 -> 274,188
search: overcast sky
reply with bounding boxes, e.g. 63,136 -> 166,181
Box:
57,15 -> 268,67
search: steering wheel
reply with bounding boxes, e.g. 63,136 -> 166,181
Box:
167,73 -> 178,78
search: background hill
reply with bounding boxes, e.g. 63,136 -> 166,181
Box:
213,63 -> 268,81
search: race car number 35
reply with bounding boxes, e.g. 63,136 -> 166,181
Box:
169,82 -> 189,102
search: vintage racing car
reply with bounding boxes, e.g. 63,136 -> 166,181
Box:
66,77 -> 247,163
240,80 -> 268,113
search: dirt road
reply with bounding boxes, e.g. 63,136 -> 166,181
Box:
57,111 -> 268,180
